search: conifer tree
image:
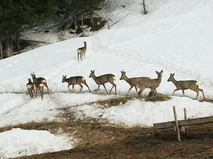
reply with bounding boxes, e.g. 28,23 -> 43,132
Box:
0,0 -> 57,58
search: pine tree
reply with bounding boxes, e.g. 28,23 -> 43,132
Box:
0,0 -> 57,58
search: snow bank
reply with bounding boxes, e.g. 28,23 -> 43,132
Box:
0,128 -> 73,158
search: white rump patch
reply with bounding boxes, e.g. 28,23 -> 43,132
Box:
27,85 -> 32,89
39,83 -> 44,87
113,77 -> 116,81
82,77 -> 86,82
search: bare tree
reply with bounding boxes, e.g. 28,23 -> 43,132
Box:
81,14 -> 84,37
142,0 -> 148,14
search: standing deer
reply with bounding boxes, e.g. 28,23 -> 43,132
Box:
77,41 -> 87,61
62,75 -> 91,93
31,72 -> 49,100
167,73 -> 206,100
26,78 -> 34,98
89,70 -> 116,94
120,71 -> 150,96
137,70 -> 163,99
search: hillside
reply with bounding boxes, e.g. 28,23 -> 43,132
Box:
0,0 -> 213,158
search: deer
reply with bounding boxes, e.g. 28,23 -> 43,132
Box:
120,71 -> 151,96
62,75 -> 91,93
137,70 -> 163,100
31,72 -> 49,100
89,70 -> 116,94
26,78 -> 34,98
77,41 -> 87,61
167,73 -> 206,100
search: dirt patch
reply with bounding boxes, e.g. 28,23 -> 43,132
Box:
1,96 -> 212,158
16,123 -> 213,159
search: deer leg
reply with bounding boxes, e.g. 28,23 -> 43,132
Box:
109,83 -> 116,94
68,85 -> 73,93
112,84 -> 116,94
78,53 -> 80,61
127,86 -> 134,96
172,89 -> 179,96
135,86 -> 138,93
137,89 -> 144,101
78,84 -> 83,93
30,89 -> 33,98
102,84 -> 109,94
182,89 -> 185,96
149,87 -> 156,96
32,89 -> 34,98
44,84 -> 49,94
35,87 -> 38,97
72,85 -> 75,93
32,88 -> 35,97
195,90 -> 199,100
28,89 -> 30,97
28,89 -> 32,98
83,82 -> 91,93
198,88 -> 206,100
94,85 -> 100,93
40,87 -> 43,100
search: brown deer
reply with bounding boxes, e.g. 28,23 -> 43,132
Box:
137,70 -> 163,99
77,41 -> 87,61
89,70 -> 116,94
26,78 -> 34,98
167,73 -> 206,100
120,71 -> 151,96
31,72 -> 49,100
62,75 -> 91,93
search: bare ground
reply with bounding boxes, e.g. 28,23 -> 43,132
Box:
0,96 -> 212,159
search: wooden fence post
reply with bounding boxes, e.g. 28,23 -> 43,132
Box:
173,106 -> 181,142
184,108 -> 188,135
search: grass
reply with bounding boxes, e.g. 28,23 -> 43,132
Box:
145,92 -> 171,102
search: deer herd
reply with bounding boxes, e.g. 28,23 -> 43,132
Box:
26,41 -> 206,101
26,70 -> 206,101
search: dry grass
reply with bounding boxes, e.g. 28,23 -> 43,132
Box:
145,92 -> 171,102
0,96 -> 212,159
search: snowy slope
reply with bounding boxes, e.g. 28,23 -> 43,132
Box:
0,0 -> 213,158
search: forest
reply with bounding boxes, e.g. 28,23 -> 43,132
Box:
0,0 -> 105,59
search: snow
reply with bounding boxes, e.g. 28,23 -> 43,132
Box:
1,0 -> 213,158
0,128 -> 74,158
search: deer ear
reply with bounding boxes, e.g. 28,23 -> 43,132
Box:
161,70 -> 163,73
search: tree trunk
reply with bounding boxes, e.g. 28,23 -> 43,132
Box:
15,32 -> 21,51
81,14 -> 84,37
142,0 -> 148,14
73,10 -> 78,30
5,32 -> 13,58
90,9 -> 95,26
0,36 -> 3,59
